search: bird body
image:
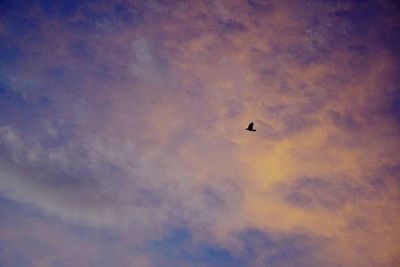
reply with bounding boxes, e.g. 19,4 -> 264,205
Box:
246,122 -> 256,131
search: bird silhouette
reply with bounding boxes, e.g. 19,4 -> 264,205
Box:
246,122 -> 256,132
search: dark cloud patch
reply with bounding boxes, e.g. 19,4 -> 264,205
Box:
372,85 -> 400,127
0,195 -> 42,220
42,0 -> 91,18
113,3 -> 144,26
344,44 -> 371,72
287,44 -> 323,67
330,1 -> 379,35
6,17 -> 39,38
148,228 -> 194,266
328,110 -> 361,131
328,0 -> 400,56
256,120 -> 280,139
0,79 -> 57,133
366,163 -> 400,190
266,104 -> 287,115
151,227 -> 328,267
77,2 -> 144,33
47,66 -> 70,80
302,88 -> 333,113
180,80 -> 205,98
246,0 -> 273,14
0,152 -> 98,193
347,44 -> 369,54
69,41 -> 91,59
236,228 -> 328,267
43,168 -> 97,190
0,0 -> 36,16
0,42 -> 23,66
282,114 -> 315,135
380,23 -> 400,57
280,176 -> 365,210
388,89 -> 400,123
202,186 -> 226,208
0,251 -> 31,267
347,216 -> 368,231
132,186 -> 163,208
64,223 -> 121,246
148,227 -> 240,267
258,112 -> 317,140
0,79 -> 39,127
0,1 -> 40,43
255,114 -> 316,140
225,100 -> 243,119
289,0 -> 400,69
216,19 -> 247,34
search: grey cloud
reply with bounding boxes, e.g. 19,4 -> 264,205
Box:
328,110 -> 361,131
234,228 -> 330,267
0,123 -> 244,237
216,18 -> 247,33
279,176 -> 366,211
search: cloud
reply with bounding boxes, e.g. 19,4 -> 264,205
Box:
0,0 -> 399,266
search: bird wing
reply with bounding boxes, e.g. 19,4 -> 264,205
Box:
248,122 -> 254,130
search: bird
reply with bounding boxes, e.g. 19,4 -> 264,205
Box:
246,122 -> 256,132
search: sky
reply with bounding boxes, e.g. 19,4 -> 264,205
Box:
0,0 -> 399,266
